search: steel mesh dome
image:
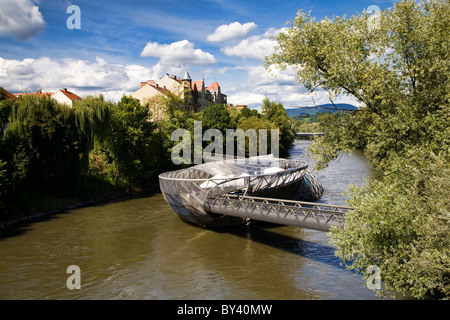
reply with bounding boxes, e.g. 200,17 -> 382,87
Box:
159,155 -> 323,227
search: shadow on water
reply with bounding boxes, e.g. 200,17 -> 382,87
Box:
0,192 -> 161,241
0,215 -> 62,240
213,222 -> 346,271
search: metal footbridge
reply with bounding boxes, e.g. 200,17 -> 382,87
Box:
159,154 -> 352,230
205,194 -> 351,232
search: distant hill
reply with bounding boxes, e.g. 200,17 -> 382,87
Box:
285,104 -> 359,118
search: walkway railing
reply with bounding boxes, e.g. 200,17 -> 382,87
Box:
205,194 -> 351,232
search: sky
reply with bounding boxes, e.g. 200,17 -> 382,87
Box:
0,0 -> 396,108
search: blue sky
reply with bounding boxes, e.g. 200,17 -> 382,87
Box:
0,0 -> 395,108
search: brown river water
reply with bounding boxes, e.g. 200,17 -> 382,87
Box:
0,140 -> 383,300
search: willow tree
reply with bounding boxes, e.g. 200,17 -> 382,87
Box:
2,95 -> 111,199
266,0 -> 449,299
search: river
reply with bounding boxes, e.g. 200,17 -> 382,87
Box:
0,140 -> 382,300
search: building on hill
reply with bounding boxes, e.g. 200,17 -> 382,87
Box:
235,105 -> 248,111
13,89 -> 53,99
11,88 -> 82,107
207,81 -> 226,105
131,69 -> 227,120
132,81 -> 170,121
51,88 -> 83,106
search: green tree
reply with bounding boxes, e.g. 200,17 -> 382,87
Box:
202,103 -> 231,134
0,160 -> 8,214
3,95 -> 110,196
0,97 -> 14,136
237,116 -> 276,157
0,94 -> 111,219
99,96 -> 156,189
267,0 -> 450,299
239,106 -> 259,120
156,91 -> 199,168
260,97 -> 296,154
227,106 -> 241,129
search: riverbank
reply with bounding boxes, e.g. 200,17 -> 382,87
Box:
0,180 -> 161,230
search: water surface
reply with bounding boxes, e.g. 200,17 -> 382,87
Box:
0,140 -> 382,300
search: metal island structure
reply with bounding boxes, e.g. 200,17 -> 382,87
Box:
159,155 -> 351,231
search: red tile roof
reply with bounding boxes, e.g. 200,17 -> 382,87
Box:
59,88 -> 82,101
164,73 -> 182,84
207,81 -> 220,92
191,80 -> 203,91
137,71 -> 223,96
148,83 -> 168,94
141,80 -> 155,88
1,88 -> 15,100
13,90 -> 54,98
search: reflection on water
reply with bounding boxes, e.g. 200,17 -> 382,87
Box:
0,140 -> 382,300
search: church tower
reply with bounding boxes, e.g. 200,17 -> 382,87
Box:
182,68 -> 193,111
182,68 -> 192,89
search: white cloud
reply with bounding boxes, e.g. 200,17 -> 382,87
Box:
0,52 -> 361,108
0,56 -> 177,102
227,91 -> 266,106
207,22 -> 257,43
225,65 -> 301,106
0,0 -> 46,40
247,65 -> 297,87
217,27 -> 362,108
221,29 -> 278,61
201,66 -> 244,79
140,40 -> 216,67
225,64 -> 360,108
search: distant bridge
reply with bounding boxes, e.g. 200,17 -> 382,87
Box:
296,132 -> 324,138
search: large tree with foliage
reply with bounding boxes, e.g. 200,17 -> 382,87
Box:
202,103 -> 232,134
266,0 -> 449,299
237,115 -> 277,157
95,95 -> 161,190
260,97 -> 296,155
155,91 -> 201,168
0,94 -> 111,218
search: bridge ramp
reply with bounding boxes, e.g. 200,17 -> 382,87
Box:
205,194 -> 351,232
